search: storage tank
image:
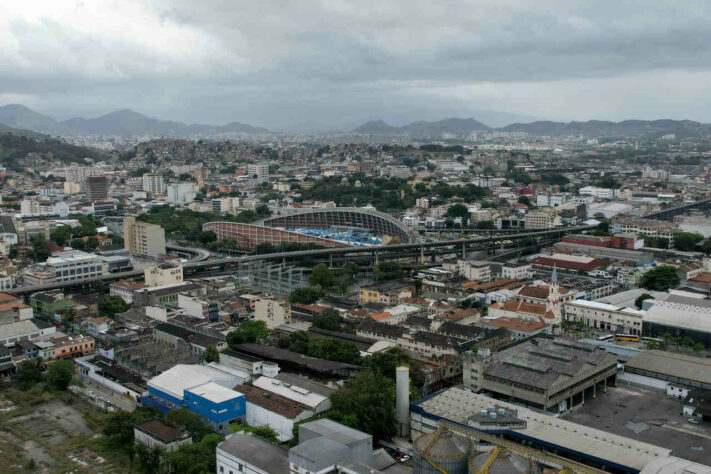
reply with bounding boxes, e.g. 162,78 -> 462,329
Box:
396,366 -> 409,437
469,448 -> 533,474
413,428 -> 471,474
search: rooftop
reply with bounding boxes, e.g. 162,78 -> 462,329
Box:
217,433 -> 289,473
625,350 -> 711,386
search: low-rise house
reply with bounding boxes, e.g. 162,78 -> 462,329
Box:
134,419 -> 191,452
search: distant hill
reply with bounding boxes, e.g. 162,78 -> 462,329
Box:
0,122 -> 47,139
352,117 -> 491,138
0,131 -> 107,170
0,104 -> 73,136
63,109 -> 270,137
500,119 -> 711,139
0,105 -> 270,137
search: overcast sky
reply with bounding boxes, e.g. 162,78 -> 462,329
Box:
2,0 -> 711,130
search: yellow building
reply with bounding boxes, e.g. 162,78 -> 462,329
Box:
123,216 -> 166,257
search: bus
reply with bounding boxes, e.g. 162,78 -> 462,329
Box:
615,334 -> 640,342
597,335 -> 614,342
641,336 -> 664,345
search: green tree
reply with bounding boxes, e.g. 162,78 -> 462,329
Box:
99,296 -> 129,317
693,342 -> 705,352
309,264 -> 334,291
198,231 -> 217,244
312,309 -> 344,332
634,293 -> 654,309
288,287 -> 324,304
235,210 -> 258,223
374,262 -> 404,282
16,359 -> 43,390
329,372 -> 397,442
641,265 -> 680,291
134,444 -> 162,473
50,225 -> 73,246
255,204 -> 272,217
227,320 -> 270,344
517,195 -> 531,207
307,338 -> 360,364
445,203 -> 470,225
204,345 -> 220,363
45,359 -> 74,391
70,238 -> 85,250
84,236 -> 100,251
674,232 -> 703,251
162,433 -> 223,474
230,424 -> 280,443
289,331 -> 310,354
30,235 -> 51,262
164,408 -> 214,441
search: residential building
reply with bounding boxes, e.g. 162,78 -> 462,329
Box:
254,298 -> 292,329
611,216 -> 678,245
524,211 -> 559,229
144,263 -> 183,287
142,173 -> 165,195
456,260 -> 491,282
109,279 -> 146,304
177,293 -> 218,321
86,176 -> 108,202
123,217 -> 166,258
359,280 -> 413,305
25,250 -> 103,285
248,163 -> 269,181
53,335 -> 95,359
500,262 -> 532,280
579,186 -> 617,199
134,419 -> 191,452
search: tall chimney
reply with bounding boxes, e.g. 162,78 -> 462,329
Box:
396,366 -> 410,437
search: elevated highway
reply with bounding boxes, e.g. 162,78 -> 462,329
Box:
6,225 -> 592,296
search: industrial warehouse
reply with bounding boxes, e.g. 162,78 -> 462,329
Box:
463,337 -> 619,412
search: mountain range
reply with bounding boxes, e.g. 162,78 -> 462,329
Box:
353,117 -> 711,139
0,105 -> 269,137
1,103 -> 710,140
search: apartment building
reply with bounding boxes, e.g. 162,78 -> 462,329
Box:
456,260 -> 491,283
142,173 -> 166,195
123,216 -> 166,257
144,263 -> 183,287
24,250 -> 103,285
254,298 -> 292,329
611,217 -> 678,246
86,176 -> 108,202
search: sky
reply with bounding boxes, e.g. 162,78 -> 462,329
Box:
2,0 -> 711,130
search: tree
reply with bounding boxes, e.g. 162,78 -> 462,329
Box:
164,408 -> 214,441
134,444 -> 162,474
231,424 -> 280,443
70,238 -> 85,250
16,359 -> 42,390
99,296 -> 129,317
235,210 -> 258,223
84,236 -> 100,251
312,309 -> 344,332
162,433 -> 223,474
288,287 -> 324,304
46,359 -> 74,391
374,262 -> 404,282
701,240 -> 711,255
634,293 -> 654,309
198,231 -> 217,244
289,331 -> 310,354
255,205 -> 271,217
693,342 -> 705,352
309,263 -> 334,291
641,265 -> 680,291
227,320 -> 270,344
445,204 -> 469,225
204,345 -> 219,363
329,371 -> 397,442
674,232 -> 703,251
517,195 -> 531,207
50,225 -> 73,246
307,338 -> 360,364
30,235 -> 51,262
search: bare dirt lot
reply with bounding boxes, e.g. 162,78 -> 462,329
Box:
0,391 -> 128,473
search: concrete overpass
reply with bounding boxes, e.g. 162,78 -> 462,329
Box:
6,225 -> 593,296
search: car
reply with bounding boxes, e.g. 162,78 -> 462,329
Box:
399,455 -> 410,463
688,418 -> 700,424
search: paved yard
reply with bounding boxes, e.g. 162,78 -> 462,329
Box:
561,385 -> 711,464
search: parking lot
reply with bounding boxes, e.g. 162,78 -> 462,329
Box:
561,385 -> 711,464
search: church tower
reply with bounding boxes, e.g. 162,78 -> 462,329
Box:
546,264 -> 562,325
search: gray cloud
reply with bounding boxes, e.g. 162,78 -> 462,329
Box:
1,0 -> 711,130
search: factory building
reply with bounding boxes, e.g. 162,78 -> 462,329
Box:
143,364 -> 245,435
463,337 -> 618,412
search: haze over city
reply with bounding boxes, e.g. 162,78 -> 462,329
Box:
2,1 -> 711,130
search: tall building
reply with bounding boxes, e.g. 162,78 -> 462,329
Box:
86,176 -> 108,202
254,298 -> 292,329
247,163 -> 269,181
142,173 -> 165,195
144,263 -> 183,287
123,216 -> 166,258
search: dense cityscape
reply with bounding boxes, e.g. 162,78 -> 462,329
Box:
3,2 -> 711,474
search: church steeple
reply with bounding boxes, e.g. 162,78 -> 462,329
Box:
547,264 -> 562,324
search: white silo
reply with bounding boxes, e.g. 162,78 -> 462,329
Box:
396,365 -> 410,437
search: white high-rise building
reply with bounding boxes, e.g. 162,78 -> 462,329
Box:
142,173 -> 165,195
248,163 -> 269,181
